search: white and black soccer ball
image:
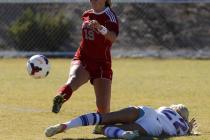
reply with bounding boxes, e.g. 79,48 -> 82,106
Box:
27,54 -> 50,79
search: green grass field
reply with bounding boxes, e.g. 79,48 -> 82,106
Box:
0,58 -> 210,140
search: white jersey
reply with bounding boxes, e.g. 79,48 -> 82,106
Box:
156,107 -> 189,136
134,106 -> 163,136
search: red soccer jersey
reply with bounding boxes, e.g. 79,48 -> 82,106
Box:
74,7 -> 119,63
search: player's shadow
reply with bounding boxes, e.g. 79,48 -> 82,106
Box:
62,136 -> 171,140
62,137 -> 107,140
59,133 -> 200,140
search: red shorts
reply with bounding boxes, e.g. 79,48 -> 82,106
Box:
72,59 -> 113,84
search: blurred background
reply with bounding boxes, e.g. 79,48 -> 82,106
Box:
1,0 -> 210,58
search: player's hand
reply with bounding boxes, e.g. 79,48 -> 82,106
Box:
188,118 -> 199,135
88,20 -> 101,30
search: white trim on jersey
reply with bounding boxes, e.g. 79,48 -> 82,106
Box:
105,8 -> 117,23
91,7 -> 109,15
88,7 -> 117,23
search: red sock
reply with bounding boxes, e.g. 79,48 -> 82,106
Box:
58,84 -> 72,102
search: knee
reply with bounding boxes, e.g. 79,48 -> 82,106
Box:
66,76 -> 80,91
127,107 -> 140,121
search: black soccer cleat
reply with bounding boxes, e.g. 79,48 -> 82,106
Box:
92,125 -> 104,134
52,95 -> 64,113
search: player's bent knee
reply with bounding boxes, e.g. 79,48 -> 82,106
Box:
127,107 -> 141,121
67,76 -> 81,91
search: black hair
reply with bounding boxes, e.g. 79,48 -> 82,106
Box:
105,0 -> 111,7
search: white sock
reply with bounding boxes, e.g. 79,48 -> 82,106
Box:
104,126 -> 126,138
64,113 -> 102,129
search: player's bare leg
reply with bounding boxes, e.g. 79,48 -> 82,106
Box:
100,107 -> 147,139
93,78 -> 111,133
101,107 -> 140,124
67,62 -> 90,91
102,123 -> 145,140
93,78 -> 111,113
45,107 -> 145,138
52,62 -> 90,113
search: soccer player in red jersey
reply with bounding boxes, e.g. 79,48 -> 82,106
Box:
52,0 -> 119,118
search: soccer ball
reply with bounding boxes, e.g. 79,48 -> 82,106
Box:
27,54 -> 50,79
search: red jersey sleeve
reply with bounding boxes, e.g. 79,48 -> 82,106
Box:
104,8 -> 119,36
106,20 -> 119,36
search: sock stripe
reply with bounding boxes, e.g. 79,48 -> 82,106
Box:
105,127 -> 112,138
80,116 -> 85,126
98,113 -> 102,124
80,116 -> 88,126
92,113 -> 97,125
114,129 -> 121,138
84,115 -> 89,125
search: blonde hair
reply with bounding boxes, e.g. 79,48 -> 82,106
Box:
169,104 -> 189,122
170,104 -> 200,135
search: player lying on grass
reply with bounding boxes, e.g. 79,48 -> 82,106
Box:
45,104 -> 198,139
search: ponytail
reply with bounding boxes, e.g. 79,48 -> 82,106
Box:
105,0 -> 111,7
